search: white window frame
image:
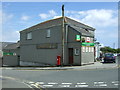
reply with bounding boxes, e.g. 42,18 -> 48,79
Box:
27,32 -> 32,40
46,29 -> 51,38
75,48 -> 79,55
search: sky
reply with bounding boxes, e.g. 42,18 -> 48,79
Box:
1,2 -> 118,48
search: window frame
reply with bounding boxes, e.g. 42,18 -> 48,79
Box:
74,48 -> 79,56
26,32 -> 32,40
46,29 -> 51,38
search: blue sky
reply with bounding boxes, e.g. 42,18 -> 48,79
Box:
2,2 -> 118,48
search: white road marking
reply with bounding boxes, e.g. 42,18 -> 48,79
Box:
48,82 -> 58,85
36,82 -> 44,84
112,81 -> 119,86
94,82 -> 105,84
61,83 -> 72,85
59,85 -> 70,87
94,82 -> 107,87
42,85 -> 53,87
29,82 -> 35,84
77,82 -> 87,84
22,82 -> 35,90
75,85 -> 88,87
98,84 -> 107,87
112,81 -> 119,84
30,84 -> 36,86
114,84 -> 118,86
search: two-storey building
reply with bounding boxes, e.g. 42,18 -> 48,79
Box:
19,17 -> 95,66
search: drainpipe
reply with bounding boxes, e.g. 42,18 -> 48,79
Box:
65,25 -> 68,43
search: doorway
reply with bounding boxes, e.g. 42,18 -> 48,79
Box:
68,48 -> 74,65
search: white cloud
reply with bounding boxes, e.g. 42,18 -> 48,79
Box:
21,15 -> 30,21
66,9 -> 118,28
49,10 -> 57,16
3,30 -> 20,42
39,10 -> 57,19
39,14 -> 48,19
53,15 -> 61,19
2,12 -> 14,23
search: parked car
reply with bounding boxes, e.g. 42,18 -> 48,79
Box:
103,53 -> 116,63
117,54 -> 120,56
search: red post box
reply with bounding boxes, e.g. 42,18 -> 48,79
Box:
57,56 -> 61,66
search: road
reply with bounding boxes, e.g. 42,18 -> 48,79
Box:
1,65 -> 119,89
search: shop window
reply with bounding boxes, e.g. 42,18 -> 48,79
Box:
27,32 -> 32,40
75,49 -> 79,55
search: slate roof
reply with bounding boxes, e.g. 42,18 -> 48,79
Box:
20,17 -> 95,37
69,25 -> 94,37
3,42 -> 20,50
0,42 -> 15,50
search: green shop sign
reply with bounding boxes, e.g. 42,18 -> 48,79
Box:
82,42 -> 94,46
3,52 -> 14,56
76,35 -> 80,41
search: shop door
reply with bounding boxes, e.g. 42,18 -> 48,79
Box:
68,48 -> 73,65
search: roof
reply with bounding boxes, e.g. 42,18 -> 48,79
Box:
0,42 -> 15,50
3,42 -> 20,50
20,16 -> 95,33
69,25 -> 94,37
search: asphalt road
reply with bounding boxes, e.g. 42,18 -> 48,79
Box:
1,66 -> 119,89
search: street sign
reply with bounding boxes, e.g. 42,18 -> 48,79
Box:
3,52 -> 14,56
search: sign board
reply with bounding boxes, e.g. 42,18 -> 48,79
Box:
82,42 -> 94,46
76,35 -> 80,41
36,43 -> 58,49
86,37 -> 90,42
3,52 -> 14,56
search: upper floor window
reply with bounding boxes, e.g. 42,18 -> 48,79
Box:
46,29 -> 50,38
27,32 -> 32,40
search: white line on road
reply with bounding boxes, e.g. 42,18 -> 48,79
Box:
114,84 -> 119,86
112,81 -> 119,84
61,83 -> 72,85
22,82 -> 35,90
75,85 -> 88,87
77,82 -> 87,84
42,85 -> 53,87
48,82 -> 58,85
29,82 -> 35,84
94,82 -> 106,84
94,81 -> 107,87
59,85 -> 70,87
98,84 -> 107,87
36,82 -> 45,84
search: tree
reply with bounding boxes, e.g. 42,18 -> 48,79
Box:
100,47 -> 119,53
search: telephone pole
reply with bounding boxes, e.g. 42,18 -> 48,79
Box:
61,5 -> 65,66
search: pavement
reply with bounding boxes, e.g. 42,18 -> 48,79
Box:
0,61 -> 119,70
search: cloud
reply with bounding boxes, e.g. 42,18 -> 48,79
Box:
2,12 -> 14,23
39,10 -> 57,19
21,15 -> 30,21
66,9 -> 118,28
53,15 -> 61,19
2,30 -> 20,42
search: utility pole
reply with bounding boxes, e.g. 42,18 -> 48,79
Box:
61,5 -> 65,66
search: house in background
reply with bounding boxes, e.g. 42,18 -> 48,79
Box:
0,42 -> 15,66
2,42 -> 20,66
19,17 -> 95,66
